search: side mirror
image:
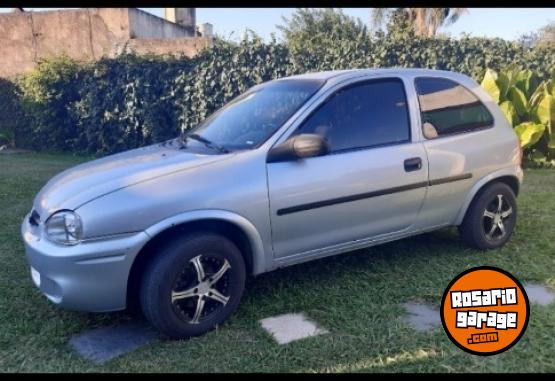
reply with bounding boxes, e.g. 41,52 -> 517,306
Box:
267,133 -> 330,163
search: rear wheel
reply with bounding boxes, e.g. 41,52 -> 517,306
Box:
458,182 -> 517,250
140,232 -> 246,339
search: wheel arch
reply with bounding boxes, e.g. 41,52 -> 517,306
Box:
126,210 -> 267,309
454,168 -> 521,226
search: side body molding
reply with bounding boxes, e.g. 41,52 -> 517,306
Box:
453,165 -> 523,225
143,209 -> 268,275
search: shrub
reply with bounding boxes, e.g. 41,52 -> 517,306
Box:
277,8 -> 370,72
0,78 -> 26,148
5,25 -> 554,156
71,54 -> 192,154
18,55 -> 82,151
279,8 -> 554,81
481,67 -> 555,167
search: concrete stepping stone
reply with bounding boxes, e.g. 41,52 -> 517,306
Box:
260,312 -> 328,344
523,283 -> 555,306
402,301 -> 441,332
69,320 -> 159,364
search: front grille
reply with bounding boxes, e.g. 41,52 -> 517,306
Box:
29,210 -> 41,226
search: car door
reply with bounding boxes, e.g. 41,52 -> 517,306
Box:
266,77 -> 429,259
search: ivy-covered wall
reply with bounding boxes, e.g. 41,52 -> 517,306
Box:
1,35 -> 553,155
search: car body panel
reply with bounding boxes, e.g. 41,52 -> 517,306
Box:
454,164 -> 523,226
22,216 -> 147,311
75,149 -> 271,242
267,142 -> 429,258
406,71 -> 521,229
33,141 -> 232,218
143,209 -> 269,275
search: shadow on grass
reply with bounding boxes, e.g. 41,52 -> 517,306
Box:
243,227 -> 474,297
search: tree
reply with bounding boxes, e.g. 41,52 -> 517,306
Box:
381,9 -> 414,39
518,31 -> 538,48
519,21 -> 555,49
277,8 -> 367,53
371,8 -> 467,37
537,21 -> 555,48
277,8 -> 371,72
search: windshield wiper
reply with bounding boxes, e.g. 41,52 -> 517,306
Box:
183,133 -> 230,154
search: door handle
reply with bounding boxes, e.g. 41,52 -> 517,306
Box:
404,157 -> 422,172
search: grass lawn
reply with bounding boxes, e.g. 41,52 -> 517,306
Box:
1,153 -> 554,373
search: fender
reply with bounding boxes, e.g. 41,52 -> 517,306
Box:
143,209 -> 268,275
454,165 -> 523,225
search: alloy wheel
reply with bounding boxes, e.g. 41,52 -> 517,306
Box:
482,194 -> 513,241
171,254 -> 232,324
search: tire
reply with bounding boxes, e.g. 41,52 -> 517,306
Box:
458,182 -> 517,250
140,232 -> 246,339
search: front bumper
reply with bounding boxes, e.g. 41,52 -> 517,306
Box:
21,214 -> 149,312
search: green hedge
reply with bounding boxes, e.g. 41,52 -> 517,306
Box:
1,34 -> 554,155
0,78 -> 27,147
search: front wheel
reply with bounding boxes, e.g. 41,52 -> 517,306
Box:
140,232 -> 246,339
458,182 -> 517,250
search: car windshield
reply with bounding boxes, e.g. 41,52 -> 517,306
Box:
185,78 -> 325,151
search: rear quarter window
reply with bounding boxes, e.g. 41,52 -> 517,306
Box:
414,77 -> 494,139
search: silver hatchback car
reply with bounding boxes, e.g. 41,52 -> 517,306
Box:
22,68 -> 523,338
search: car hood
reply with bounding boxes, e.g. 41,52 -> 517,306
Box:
33,141 -> 233,219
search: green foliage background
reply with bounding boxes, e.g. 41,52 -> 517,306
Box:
0,78 -> 26,147
481,67 -> 555,166
0,27 -> 553,156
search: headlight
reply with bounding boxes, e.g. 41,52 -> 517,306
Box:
45,210 -> 83,245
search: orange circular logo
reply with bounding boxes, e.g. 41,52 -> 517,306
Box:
441,266 -> 529,356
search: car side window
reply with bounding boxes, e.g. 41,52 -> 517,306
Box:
294,79 -> 411,153
414,77 -> 494,139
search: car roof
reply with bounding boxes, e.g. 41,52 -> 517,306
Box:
256,68 -> 476,96
279,68 -> 470,83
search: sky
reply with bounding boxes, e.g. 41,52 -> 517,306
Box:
1,8 -> 554,41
